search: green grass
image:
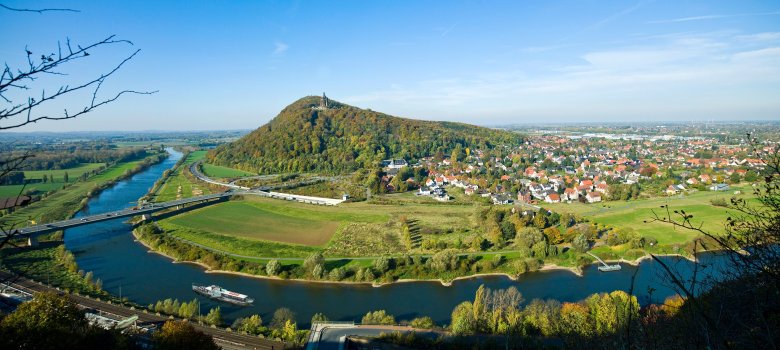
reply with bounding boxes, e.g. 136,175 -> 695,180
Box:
24,163 -> 105,182
0,163 -> 105,197
0,183 -> 62,198
155,151 -> 210,202
0,159 -> 148,227
159,223 -> 321,258
165,201 -> 342,246
0,241 -> 101,293
200,163 -> 254,178
546,184 -> 754,245
160,196 -> 389,252
153,181 -> 758,267
158,195 -> 481,258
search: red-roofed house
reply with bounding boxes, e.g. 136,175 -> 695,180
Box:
563,188 -> 579,201
544,193 -> 561,203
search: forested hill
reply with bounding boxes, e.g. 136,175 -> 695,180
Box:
206,96 -> 523,174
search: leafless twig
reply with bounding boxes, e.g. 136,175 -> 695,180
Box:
0,4 -> 80,13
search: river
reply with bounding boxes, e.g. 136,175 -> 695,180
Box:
65,149 -> 727,328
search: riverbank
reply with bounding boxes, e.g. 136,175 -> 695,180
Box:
0,152 -> 170,297
0,151 -> 168,228
138,226 -> 682,287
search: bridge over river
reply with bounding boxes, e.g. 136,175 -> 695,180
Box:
4,165 -> 346,244
4,192 -> 232,245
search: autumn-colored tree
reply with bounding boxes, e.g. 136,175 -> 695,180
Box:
450,301 -> 477,335
152,321 -> 219,350
207,96 -> 523,174
204,307 -> 222,326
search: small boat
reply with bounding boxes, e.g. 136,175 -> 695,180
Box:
192,284 -> 254,306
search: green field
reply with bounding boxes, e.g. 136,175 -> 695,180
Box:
166,201 -> 342,246
154,151 -> 211,202
0,159 -> 149,226
158,194 -> 482,258
0,163 -> 106,197
24,163 -> 105,182
547,185 -> 753,245
0,183 -> 62,198
200,163 -> 254,178
153,180 -> 756,267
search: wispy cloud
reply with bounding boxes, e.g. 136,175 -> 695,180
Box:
273,42 -> 289,55
648,11 -> 780,24
736,32 -> 780,42
554,1 -> 652,46
587,0 -> 651,31
344,31 -> 780,121
436,23 -> 459,37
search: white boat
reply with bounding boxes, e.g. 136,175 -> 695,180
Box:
192,284 -> 254,306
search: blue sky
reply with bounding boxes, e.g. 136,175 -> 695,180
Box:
2,0 -> 779,131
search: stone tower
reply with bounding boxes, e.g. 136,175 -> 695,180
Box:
321,93 -> 329,109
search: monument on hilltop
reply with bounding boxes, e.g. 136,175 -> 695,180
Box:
313,93 -> 330,110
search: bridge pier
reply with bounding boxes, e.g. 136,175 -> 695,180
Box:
27,236 -> 38,247
141,214 -> 152,222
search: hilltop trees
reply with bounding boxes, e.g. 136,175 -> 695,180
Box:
206,96 -> 523,174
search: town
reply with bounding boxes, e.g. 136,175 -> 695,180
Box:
383,125 -> 774,207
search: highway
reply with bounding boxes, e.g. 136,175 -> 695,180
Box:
4,160 -> 345,242
5,192 -> 231,239
0,271 -> 286,350
190,160 -> 345,206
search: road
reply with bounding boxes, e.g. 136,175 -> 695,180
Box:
0,271 -> 286,350
306,323 -> 444,350
4,193 -> 231,239
190,160 -> 345,205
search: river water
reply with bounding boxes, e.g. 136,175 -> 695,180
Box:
65,149 -> 727,327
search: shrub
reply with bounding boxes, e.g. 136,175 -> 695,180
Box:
409,316 -> 435,329
361,310 -> 395,325
710,197 -> 728,207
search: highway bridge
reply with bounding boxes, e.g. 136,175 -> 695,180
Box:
4,192 -> 232,244
4,162 -> 346,244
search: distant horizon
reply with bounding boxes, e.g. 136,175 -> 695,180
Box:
3,0 -> 780,131
2,118 -> 779,134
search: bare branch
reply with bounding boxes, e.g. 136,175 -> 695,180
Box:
1,38 -> 155,130
0,4 -> 79,13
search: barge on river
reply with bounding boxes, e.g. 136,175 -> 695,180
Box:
192,284 -> 254,306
